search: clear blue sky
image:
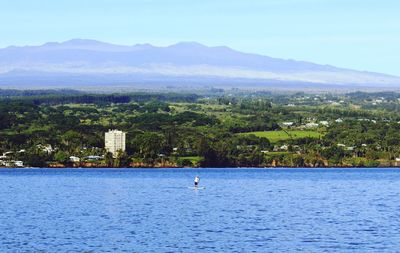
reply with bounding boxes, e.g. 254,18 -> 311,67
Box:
1,0 -> 399,75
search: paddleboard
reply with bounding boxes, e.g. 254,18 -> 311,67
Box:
188,186 -> 206,190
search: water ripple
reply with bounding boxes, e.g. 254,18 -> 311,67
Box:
1,168 -> 400,252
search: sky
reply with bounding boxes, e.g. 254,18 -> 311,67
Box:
1,0 -> 399,75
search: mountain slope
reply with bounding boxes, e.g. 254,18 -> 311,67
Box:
0,39 -> 399,89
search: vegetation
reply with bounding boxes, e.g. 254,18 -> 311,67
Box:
241,130 -> 323,143
2,90 -> 400,168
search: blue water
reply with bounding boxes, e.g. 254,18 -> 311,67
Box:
1,168 -> 400,252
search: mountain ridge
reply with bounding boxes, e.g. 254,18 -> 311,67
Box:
0,39 -> 399,89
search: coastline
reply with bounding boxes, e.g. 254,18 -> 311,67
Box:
1,166 -> 400,169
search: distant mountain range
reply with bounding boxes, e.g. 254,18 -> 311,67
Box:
0,39 -> 399,90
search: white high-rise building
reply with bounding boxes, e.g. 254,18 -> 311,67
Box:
105,130 -> 126,157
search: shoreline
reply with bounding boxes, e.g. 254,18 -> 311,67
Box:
1,166 -> 400,170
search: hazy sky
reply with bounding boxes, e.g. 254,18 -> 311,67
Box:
1,0 -> 399,75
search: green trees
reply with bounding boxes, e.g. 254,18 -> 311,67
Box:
132,132 -> 166,164
198,137 -> 218,167
104,152 -> 114,167
177,158 -> 194,167
173,111 -> 219,126
292,156 -> 305,167
114,150 -> 131,167
0,112 -> 14,130
141,100 -> 170,113
60,130 -> 82,153
2,91 -> 400,168
197,135 -> 270,167
20,148 -> 49,167
54,151 -> 70,164
321,146 -> 346,166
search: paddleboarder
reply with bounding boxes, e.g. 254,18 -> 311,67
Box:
194,176 -> 200,187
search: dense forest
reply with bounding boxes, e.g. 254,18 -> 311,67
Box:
2,90 -> 400,168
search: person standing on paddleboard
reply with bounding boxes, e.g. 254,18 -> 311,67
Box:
194,176 -> 200,187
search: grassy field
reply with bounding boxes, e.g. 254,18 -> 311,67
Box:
176,156 -> 203,166
178,156 -> 202,161
242,130 -> 323,143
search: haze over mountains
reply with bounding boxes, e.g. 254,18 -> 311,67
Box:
0,39 -> 399,90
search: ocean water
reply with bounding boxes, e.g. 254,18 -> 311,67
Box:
1,168 -> 400,252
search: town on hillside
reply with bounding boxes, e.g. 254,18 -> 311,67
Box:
2,90 -> 400,168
